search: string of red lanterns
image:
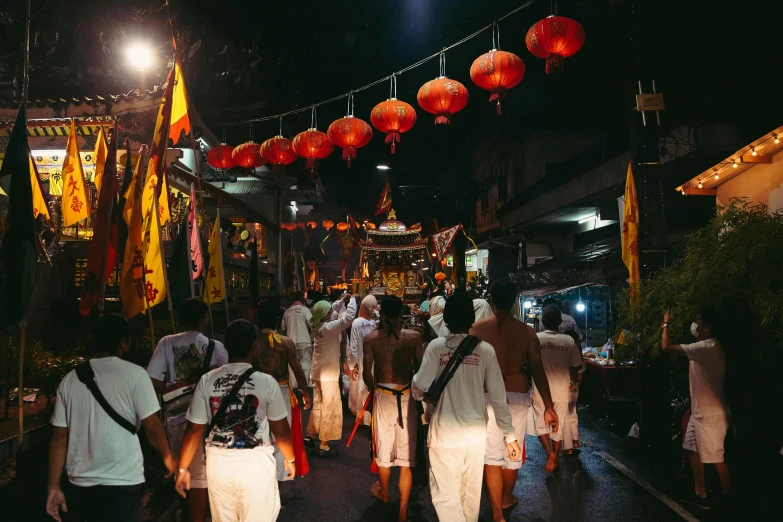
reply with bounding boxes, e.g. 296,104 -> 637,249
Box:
327,94 -> 373,168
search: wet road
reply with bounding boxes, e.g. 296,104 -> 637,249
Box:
277,404 -> 689,522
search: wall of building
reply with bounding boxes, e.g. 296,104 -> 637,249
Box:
717,149 -> 783,212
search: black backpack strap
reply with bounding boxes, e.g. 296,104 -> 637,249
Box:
424,335 -> 481,406
201,340 -> 216,374
207,367 -> 256,435
75,362 -> 137,435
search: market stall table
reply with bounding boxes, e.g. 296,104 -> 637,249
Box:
582,357 -> 639,398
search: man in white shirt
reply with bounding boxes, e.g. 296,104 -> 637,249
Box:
147,298 -> 227,522
281,291 -> 313,387
176,320 -> 295,522
413,292 -> 521,522
662,310 -> 729,510
46,314 -> 177,522
533,306 -> 582,473
535,298 -> 582,340
306,294 -> 357,456
346,294 -> 378,425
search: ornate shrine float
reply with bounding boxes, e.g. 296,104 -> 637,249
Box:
358,210 -> 428,303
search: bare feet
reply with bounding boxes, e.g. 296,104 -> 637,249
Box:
501,495 -> 519,510
371,481 -> 389,503
544,453 -> 557,473
573,440 -> 580,448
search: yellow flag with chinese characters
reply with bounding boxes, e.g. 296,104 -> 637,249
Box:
141,162 -> 171,226
92,126 -> 108,195
61,119 -> 91,226
141,209 -> 167,308
621,162 -> 640,301
29,156 -> 50,220
169,59 -> 191,142
120,158 -> 148,318
123,148 -> 144,226
204,214 -> 226,304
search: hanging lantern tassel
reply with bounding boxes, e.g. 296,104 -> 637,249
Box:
342,146 -> 357,168
546,55 -> 564,75
489,89 -> 507,115
385,132 -> 401,154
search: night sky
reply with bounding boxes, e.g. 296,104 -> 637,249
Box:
1,0 -> 780,225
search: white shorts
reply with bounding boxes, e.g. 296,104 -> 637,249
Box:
373,385 -> 417,468
683,413 -> 728,464
485,392 -> 530,470
532,392 -> 573,448
206,445 -> 279,522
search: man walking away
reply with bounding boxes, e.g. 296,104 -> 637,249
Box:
662,310 -> 729,509
363,296 -> 422,522
347,294 -> 379,426
281,291 -> 313,387
305,294 -> 358,456
562,329 -> 584,454
176,320 -> 295,522
256,299 -> 312,480
413,292 -> 521,522
535,298 -> 582,340
533,306 -> 582,472
47,314 -> 177,522
147,298 -> 227,522
470,280 -> 558,522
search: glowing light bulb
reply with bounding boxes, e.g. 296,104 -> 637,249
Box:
752,148 -> 758,156
732,161 -> 738,168
775,136 -> 780,144
698,181 -> 703,189
125,41 -> 155,71
681,189 -> 686,195
576,302 -> 586,312
523,301 -> 532,309
714,172 -> 720,180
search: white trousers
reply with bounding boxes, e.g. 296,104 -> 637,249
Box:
348,361 -> 371,425
296,342 -> 313,387
273,384 -> 294,482
206,446 -> 279,522
429,444 -> 484,522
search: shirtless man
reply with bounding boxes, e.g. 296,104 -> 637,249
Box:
363,295 -> 422,522
470,280 -> 558,521
256,300 -> 312,480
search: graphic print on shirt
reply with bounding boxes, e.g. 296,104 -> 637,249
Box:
174,342 -> 210,382
207,374 -> 262,449
438,352 -> 481,367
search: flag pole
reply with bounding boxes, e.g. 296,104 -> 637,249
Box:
154,186 -> 177,333
97,125 -> 117,317
186,184 -> 196,298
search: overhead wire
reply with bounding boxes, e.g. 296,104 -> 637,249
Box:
213,0 -> 539,127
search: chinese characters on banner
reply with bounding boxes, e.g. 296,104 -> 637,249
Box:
622,162 -> 640,301
61,119 -> 91,226
204,213 -> 226,304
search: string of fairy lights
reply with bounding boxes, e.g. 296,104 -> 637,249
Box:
678,132 -> 781,194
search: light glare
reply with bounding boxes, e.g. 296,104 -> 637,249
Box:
125,42 -> 154,71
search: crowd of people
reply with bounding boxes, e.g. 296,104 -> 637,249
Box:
44,279 -> 729,522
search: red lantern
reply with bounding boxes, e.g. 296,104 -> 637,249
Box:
322,220 -> 334,230
470,50 -> 525,115
417,53 -> 468,125
293,129 -> 334,169
365,222 -> 376,230
281,223 -> 296,231
232,142 -> 266,169
297,222 -> 306,229
207,144 -> 235,170
525,15 -> 585,74
336,222 -> 350,232
260,136 -> 297,169
327,94 -> 372,168
434,272 -> 447,281
306,221 -> 318,229
371,99 -> 416,154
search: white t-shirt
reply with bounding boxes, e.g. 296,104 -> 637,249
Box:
536,331 -> 582,403
311,298 -> 357,381
147,331 -> 227,389
346,317 -> 377,370
536,314 -> 582,339
186,362 -> 289,449
281,304 -> 313,346
51,357 -> 160,487
681,339 -> 728,417
412,334 -> 515,448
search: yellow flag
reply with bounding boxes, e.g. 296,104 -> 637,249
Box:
160,174 -> 171,224
61,119 -> 91,226
141,207 -> 167,308
123,150 -> 144,227
120,161 -> 148,318
204,214 -> 226,304
92,126 -> 108,195
29,156 -> 50,220
169,60 -> 191,142
141,158 -> 171,225
622,162 -> 640,301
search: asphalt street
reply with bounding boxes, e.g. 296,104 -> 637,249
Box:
277,403 -> 690,522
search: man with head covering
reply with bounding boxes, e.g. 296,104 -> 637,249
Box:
305,293 -> 358,457
346,295 -> 379,425
473,299 -> 493,322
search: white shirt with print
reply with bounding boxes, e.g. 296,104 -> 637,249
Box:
186,362 -> 289,449
281,304 -> 313,346
535,330 -> 582,403
147,331 -> 227,389
51,357 -> 160,487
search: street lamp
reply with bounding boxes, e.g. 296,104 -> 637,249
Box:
376,164 -> 391,171
125,41 -> 154,71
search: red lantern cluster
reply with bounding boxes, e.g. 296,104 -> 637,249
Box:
525,15 -> 585,74
370,99 -> 417,154
260,136 -> 297,169
417,77 -> 469,125
292,129 -> 334,169
206,144 -> 235,170
232,142 -> 266,169
281,223 -> 297,231
470,50 -> 525,115
327,116 -> 373,167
